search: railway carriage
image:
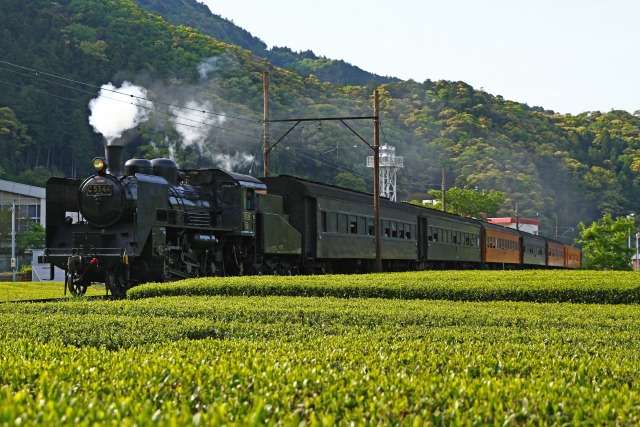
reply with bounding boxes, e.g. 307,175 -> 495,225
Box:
520,231 -> 547,266
482,223 -> 521,265
547,240 -> 566,268
564,245 -> 582,269
263,175 -> 418,272
414,208 -> 482,267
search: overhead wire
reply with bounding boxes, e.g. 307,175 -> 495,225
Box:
0,65 -> 261,138
0,59 -> 260,124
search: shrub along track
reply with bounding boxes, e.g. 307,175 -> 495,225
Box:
129,270 -> 640,304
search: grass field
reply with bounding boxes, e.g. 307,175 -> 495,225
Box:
0,281 -> 104,302
1,271 -> 640,424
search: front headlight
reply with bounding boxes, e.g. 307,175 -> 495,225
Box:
92,158 -> 106,172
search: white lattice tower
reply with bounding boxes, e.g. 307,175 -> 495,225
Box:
367,144 -> 404,201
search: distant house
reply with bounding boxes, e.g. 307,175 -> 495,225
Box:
0,179 -> 46,271
487,217 -> 540,235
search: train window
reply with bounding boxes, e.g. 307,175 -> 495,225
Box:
358,217 -> 367,235
382,221 -> 389,237
349,216 -> 358,234
245,189 -> 255,211
367,218 -> 374,236
433,229 -> 439,242
321,211 -> 328,232
406,225 -> 412,240
338,214 -> 348,234
399,223 -> 405,239
452,232 -> 458,244
427,227 -> 433,241
328,213 -> 338,233
391,222 -> 398,238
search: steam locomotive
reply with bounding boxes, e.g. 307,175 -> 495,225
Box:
42,145 -> 581,298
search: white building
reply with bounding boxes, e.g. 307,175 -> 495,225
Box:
0,179 -> 46,272
487,217 -> 540,235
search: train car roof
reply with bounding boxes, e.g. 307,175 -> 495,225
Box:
184,168 -> 267,190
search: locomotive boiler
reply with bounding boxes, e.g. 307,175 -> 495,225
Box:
41,145 -> 301,297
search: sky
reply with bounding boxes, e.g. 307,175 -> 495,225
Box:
200,0 -> 639,115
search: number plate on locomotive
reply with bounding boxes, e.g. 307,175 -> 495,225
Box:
87,184 -> 113,197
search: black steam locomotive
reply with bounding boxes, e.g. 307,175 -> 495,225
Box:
42,145 -> 581,298
42,145 -> 302,297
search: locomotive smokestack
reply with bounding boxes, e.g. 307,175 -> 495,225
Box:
105,144 -> 124,177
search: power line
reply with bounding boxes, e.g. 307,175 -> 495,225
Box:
0,68 -> 261,139
0,58 -> 260,124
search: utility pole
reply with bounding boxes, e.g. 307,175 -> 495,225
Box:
373,89 -> 382,273
262,71 -> 270,177
636,232 -> 640,271
555,214 -> 558,240
515,201 -> 519,231
11,201 -> 16,282
441,167 -> 446,212
263,92 -> 382,272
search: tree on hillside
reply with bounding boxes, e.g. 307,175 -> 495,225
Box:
425,187 -> 506,218
577,214 -> 635,270
335,172 -> 366,192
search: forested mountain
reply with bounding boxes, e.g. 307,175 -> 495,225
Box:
135,0 -> 397,86
1,0 -> 640,241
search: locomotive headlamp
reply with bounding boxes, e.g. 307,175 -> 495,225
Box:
92,157 -> 106,173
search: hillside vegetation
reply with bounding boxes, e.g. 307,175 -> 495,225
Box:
2,0 -> 640,239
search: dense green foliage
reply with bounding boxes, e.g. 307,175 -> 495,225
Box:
578,213 -> 636,270
420,186 -> 506,217
129,271 -> 640,304
1,294 -> 640,424
2,0 -> 640,240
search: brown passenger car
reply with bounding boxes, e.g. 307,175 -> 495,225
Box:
482,223 -> 521,265
547,241 -> 565,267
564,245 -> 581,269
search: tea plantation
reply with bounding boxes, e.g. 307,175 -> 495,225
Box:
1,271 -> 639,425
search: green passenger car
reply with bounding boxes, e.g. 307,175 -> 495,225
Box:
520,232 -> 546,266
410,206 -> 482,264
263,176 -> 417,272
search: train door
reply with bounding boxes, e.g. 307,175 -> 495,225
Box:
418,216 -> 428,262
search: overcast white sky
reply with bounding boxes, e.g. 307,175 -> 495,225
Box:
200,0 -> 639,114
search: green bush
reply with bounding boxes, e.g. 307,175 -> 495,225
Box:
129,270 -> 640,304
0,295 -> 639,424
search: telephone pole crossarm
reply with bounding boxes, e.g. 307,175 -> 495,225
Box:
261,91 -> 384,273
268,116 -> 376,123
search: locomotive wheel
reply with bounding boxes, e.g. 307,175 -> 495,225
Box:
106,271 -> 127,299
65,271 -> 88,297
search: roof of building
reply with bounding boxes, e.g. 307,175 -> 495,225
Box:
0,179 -> 45,199
488,217 -> 540,226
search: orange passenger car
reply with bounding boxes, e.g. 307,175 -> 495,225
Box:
547,241 -> 565,267
564,246 -> 581,269
483,224 -> 520,264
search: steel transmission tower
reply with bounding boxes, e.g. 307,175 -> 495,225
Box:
367,145 -> 403,201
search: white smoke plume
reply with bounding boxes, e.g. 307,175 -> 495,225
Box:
197,56 -> 220,81
88,82 -> 152,145
170,100 -> 214,147
214,152 -> 255,172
